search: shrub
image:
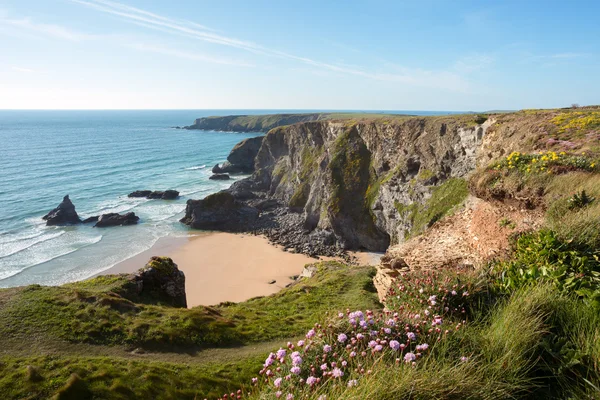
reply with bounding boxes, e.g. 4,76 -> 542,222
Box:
493,230 -> 600,307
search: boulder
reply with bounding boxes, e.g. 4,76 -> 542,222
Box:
212,164 -> 224,173
209,174 -> 230,180
94,212 -> 139,227
81,216 -> 99,224
42,195 -> 81,226
127,256 -> 187,308
128,190 -> 179,200
180,191 -> 259,231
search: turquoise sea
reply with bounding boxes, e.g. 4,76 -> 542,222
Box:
0,110 -> 463,287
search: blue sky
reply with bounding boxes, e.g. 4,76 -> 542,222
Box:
0,0 -> 598,110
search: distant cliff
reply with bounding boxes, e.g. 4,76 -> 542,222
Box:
184,113 -> 332,132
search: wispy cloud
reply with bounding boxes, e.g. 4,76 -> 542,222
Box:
11,66 -> 35,73
549,52 -> 590,59
126,43 -> 254,67
0,16 -> 90,41
70,0 -> 474,91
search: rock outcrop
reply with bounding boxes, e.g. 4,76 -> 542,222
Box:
42,195 -> 81,226
94,212 -> 139,227
212,136 -> 264,174
128,190 -> 179,200
209,174 -> 230,180
180,191 -> 259,231
124,256 -> 187,308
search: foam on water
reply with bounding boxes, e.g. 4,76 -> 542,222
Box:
0,110 -> 265,287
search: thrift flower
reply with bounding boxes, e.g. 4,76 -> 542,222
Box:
389,340 -> 401,351
332,368 -> 344,378
407,332 -> 416,341
338,333 -> 348,343
323,344 -> 332,353
274,378 -> 282,388
306,376 -> 318,386
404,352 -> 416,363
306,329 -> 316,338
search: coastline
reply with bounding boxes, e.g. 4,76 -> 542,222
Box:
105,232 -> 320,307
105,231 -> 383,308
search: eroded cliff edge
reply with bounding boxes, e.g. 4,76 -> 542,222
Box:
182,114 -> 499,256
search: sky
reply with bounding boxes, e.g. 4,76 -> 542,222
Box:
0,0 -> 599,110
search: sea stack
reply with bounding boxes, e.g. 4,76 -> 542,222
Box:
42,195 -> 81,226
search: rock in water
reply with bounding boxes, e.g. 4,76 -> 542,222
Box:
209,174 -> 230,180
128,190 -> 152,198
127,256 -> 187,308
128,190 -> 179,200
42,195 -> 81,226
81,216 -> 99,224
94,212 -> 139,227
160,190 -> 179,200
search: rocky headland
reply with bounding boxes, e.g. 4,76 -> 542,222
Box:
181,114 -> 497,258
184,113 -> 332,132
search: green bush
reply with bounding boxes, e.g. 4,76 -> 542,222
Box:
493,230 -> 600,307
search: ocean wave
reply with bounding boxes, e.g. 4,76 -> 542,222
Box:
0,234 -> 103,281
0,230 -> 67,259
185,165 -> 207,170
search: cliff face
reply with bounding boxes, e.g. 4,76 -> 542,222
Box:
248,117 -> 494,250
184,113 -> 331,132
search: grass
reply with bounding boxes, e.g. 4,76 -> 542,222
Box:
0,263 -> 379,350
0,354 -> 264,399
394,178 -> 469,238
217,262 -> 381,341
0,261 -> 382,399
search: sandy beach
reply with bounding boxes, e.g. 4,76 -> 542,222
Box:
106,232 -> 322,307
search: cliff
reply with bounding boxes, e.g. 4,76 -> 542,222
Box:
184,113 -> 332,132
182,107 -> 600,255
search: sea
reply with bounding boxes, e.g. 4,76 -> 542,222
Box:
0,109 -> 464,288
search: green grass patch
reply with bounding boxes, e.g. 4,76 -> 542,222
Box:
0,354 -> 263,400
216,262 -> 381,341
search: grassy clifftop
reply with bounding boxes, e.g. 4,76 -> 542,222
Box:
0,262 -> 380,399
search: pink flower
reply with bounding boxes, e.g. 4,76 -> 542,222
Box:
404,352 -> 416,363
274,377 -> 282,388
374,345 -> 383,352
277,348 -> 287,359
368,340 -> 377,348
323,344 -> 332,353
407,332 -> 416,341
297,340 -> 305,347
416,343 -> 429,351
276,391 -> 282,398
287,395 -> 294,400
389,340 -> 400,351
290,366 -> 301,375
332,368 -> 344,378
306,376 -> 318,386
347,379 -> 358,387
320,363 -> 328,371
461,356 -> 469,362
306,329 -> 316,338
338,333 -> 348,343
